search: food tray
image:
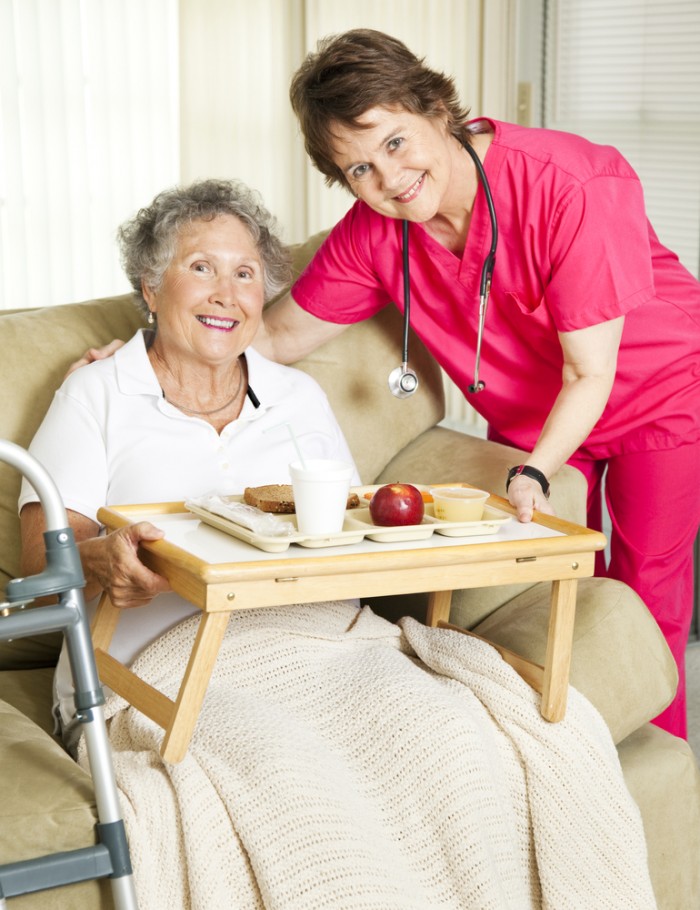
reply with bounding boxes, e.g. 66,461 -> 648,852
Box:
185,488 -> 511,553
185,502 -> 367,553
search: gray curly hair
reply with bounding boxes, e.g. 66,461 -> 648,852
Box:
118,178 -> 292,315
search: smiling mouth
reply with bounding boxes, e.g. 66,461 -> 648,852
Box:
197,315 -> 237,331
394,173 -> 425,203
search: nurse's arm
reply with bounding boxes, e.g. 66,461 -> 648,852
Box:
508,315 -> 625,522
65,292 -> 346,374
254,291 -> 348,364
64,338 -> 125,377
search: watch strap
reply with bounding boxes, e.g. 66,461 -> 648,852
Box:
506,465 -> 550,499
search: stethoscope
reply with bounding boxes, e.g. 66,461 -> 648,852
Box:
388,141 -> 499,398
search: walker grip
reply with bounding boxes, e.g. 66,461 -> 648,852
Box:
6,527 -> 85,603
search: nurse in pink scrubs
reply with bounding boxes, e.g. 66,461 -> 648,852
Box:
257,30 -> 700,739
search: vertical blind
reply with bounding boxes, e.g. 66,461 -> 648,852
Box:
0,0 -> 179,310
543,0 -> 700,278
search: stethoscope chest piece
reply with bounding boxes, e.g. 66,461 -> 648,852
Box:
388,363 -> 419,398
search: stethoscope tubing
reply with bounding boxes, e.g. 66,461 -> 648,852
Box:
464,142 -> 497,394
401,219 -> 411,364
464,142 -> 498,300
391,136 -> 498,398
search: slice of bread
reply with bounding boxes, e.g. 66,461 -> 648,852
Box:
243,484 -> 296,513
243,484 -> 360,514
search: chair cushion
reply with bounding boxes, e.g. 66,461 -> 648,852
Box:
291,306 -> 444,484
1,667 -> 56,737
378,425 -> 588,527
0,296 -> 144,668
376,425 -> 591,626
472,577 -> 678,744
0,696 -> 111,908
617,724 -> 700,909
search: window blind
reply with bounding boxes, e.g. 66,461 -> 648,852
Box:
0,0 -> 179,310
543,0 -> 700,277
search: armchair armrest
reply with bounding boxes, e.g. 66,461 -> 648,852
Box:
370,425 -> 590,628
376,425 -> 588,526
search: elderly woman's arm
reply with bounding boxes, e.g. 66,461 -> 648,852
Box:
20,503 -> 171,608
507,316 -> 624,522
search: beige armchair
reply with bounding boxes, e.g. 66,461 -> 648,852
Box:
0,231 -> 698,909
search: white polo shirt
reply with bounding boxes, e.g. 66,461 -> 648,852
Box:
20,330 -> 358,522
19,331 -> 360,732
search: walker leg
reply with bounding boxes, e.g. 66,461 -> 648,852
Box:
80,708 -> 139,910
0,441 -> 139,906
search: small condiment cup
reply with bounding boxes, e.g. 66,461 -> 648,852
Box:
430,487 -> 489,522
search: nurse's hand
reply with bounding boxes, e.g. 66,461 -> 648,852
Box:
64,339 -> 124,378
507,475 -> 555,523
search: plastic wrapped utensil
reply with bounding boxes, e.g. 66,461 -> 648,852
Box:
185,493 -> 297,537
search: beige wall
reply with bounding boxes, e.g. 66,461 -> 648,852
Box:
179,0 -> 518,244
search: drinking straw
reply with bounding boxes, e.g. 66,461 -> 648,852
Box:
264,421 -> 307,469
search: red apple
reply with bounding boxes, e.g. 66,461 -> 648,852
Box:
369,483 -> 425,527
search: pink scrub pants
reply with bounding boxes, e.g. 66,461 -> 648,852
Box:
571,441 -> 700,740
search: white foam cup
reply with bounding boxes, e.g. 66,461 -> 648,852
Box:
289,459 -> 354,535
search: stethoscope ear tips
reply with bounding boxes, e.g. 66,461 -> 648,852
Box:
468,381 -> 486,394
388,364 -> 419,399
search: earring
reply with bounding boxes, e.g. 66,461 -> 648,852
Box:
147,311 -> 155,325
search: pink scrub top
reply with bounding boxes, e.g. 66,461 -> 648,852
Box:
292,119 -> 700,459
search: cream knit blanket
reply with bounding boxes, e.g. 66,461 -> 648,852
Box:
82,601 -> 657,909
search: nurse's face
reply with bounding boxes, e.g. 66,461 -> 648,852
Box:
330,105 -> 462,223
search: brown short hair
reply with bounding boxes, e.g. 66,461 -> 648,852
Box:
290,29 -> 471,189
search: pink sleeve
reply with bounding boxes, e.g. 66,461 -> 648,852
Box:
545,174 -> 655,332
292,204 -> 393,324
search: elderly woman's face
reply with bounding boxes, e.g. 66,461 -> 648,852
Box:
330,105 -> 459,223
143,214 -> 264,366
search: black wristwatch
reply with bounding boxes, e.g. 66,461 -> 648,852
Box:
506,465 -> 550,499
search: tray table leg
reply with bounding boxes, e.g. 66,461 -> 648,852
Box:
429,579 -> 578,724
91,592 -> 121,652
426,589 -> 453,627
160,611 -> 231,763
540,578 -> 578,722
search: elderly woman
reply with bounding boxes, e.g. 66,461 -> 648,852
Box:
18,178 -> 358,745
251,29 -> 700,740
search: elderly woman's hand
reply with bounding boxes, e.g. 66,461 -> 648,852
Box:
507,475 -> 555,523
79,521 -> 171,609
20,505 -> 171,609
